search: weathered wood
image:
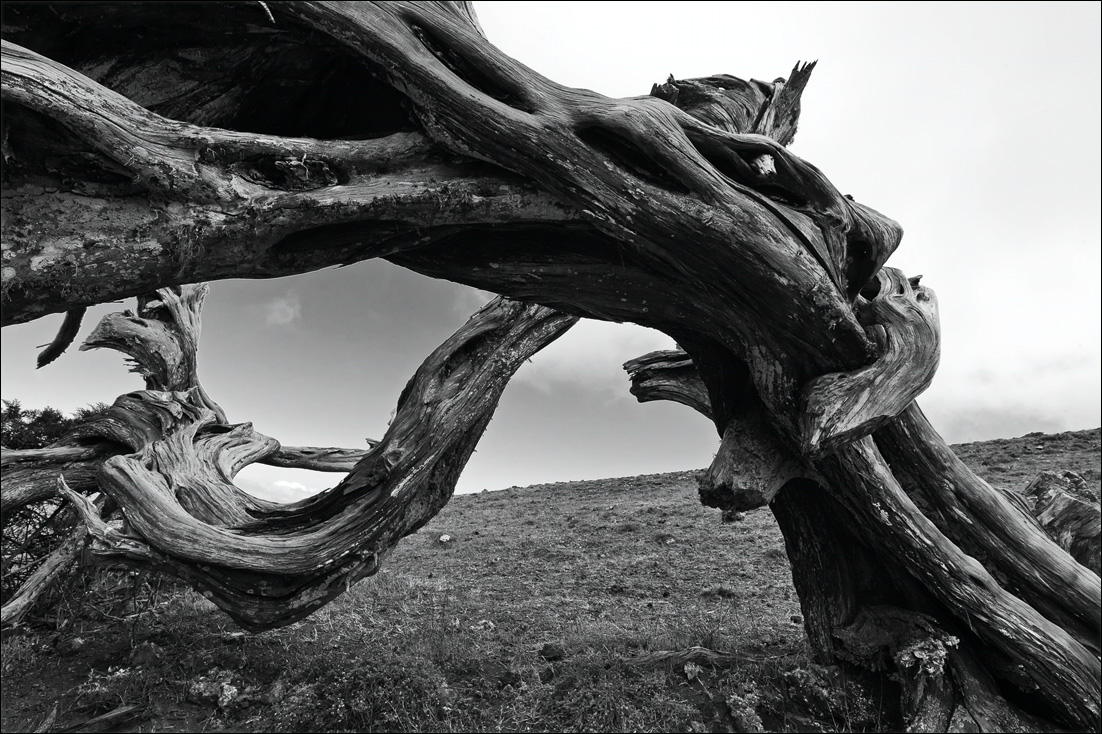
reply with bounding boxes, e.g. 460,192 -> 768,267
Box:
833,606 -> 1059,733
1,12 -> 896,405
2,283 -> 386,628
0,37 -> 578,327
819,438 -> 1100,728
80,285 -> 225,421
771,480 -> 891,661
261,444 -> 378,473
3,285 -> 228,517
633,348 -> 1102,725
650,61 -> 814,147
698,406 -> 811,512
875,406 -> 1101,651
623,350 -> 713,420
1024,471 -> 1101,575
35,307 -> 85,368
800,268 -> 940,457
1,445 -> 107,515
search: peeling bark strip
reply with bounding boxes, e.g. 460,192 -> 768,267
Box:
3,2 -> 1099,729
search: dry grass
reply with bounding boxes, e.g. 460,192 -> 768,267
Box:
1,428 -> 1098,732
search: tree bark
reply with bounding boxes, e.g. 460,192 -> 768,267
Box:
2,2 -> 1097,728
1023,471 -> 1101,576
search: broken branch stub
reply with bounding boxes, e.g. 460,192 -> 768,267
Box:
80,284 -> 226,422
623,350 -> 713,421
623,349 -> 813,513
649,61 -> 815,146
698,406 -> 812,513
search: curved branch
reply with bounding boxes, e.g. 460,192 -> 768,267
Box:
4,4 -> 1095,728
1,39 -> 580,327
2,15 -> 890,399
820,438 -> 1100,729
801,268 -> 939,457
1,444 -> 107,515
35,307 -> 85,368
875,406 -> 1101,647
262,444 -> 377,473
81,284 -> 226,421
67,297 -> 576,629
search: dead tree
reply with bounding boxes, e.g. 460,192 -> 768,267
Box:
1,2 -> 1097,730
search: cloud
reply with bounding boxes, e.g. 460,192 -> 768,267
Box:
452,286 -> 495,316
923,354 -> 1101,443
263,294 -> 302,326
273,479 -> 310,492
233,466 -> 329,504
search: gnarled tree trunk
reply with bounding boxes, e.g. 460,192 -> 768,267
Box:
1,2 -> 1097,730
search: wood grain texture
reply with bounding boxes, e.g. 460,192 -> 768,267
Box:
1024,471 -> 1101,575
262,445 -> 377,473
801,268 -> 940,457
623,350 -> 713,420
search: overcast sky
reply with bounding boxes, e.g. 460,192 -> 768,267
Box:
2,2 -> 1099,502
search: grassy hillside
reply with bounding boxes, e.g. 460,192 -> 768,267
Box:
2,428 -> 1098,733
